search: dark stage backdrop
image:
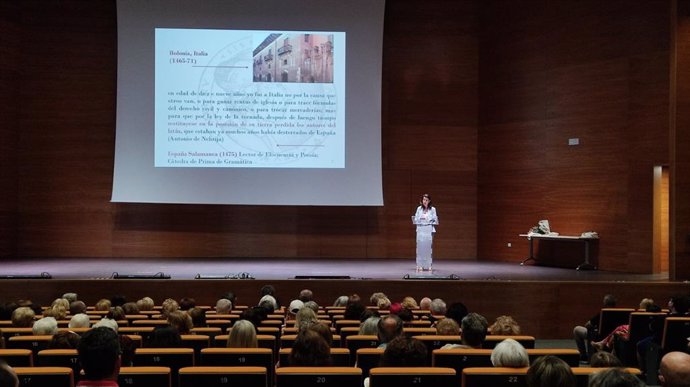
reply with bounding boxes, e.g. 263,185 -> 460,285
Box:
0,0 -> 688,276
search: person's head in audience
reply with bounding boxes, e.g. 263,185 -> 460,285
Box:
299,289 -> 313,302
0,302 -> 18,320
167,310 -> 193,334
179,297 -> 196,311
588,368 -> 644,387
359,316 -> 381,335
309,322 -> 333,347
445,302 -> 468,323
295,306 -> 319,330
380,336 -> 427,367
638,298 -> 654,310
419,297 -> 432,310
602,294 -> 617,308
669,294 -> 690,315
436,318 -> 460,335
369,292 -> 387,306
289,328 -> 331,366
430,298 -> 447,315
215,298 -> 233,314
289,299 -> 304,315
646,303 -> 662,312
260,284 -> 276,297
95,298 -> 112,311
397,307 -> 414,322
491,338 -> 529,367
333,295 -> 349,307
17,299 -> 41,315
69,300 -> 87,315
121,302 -> 139,315
360,308 -> 380,322
0,360 -> 19,387
589,351 -> 622,367
78,327 -> 121,383
304,301 -> 319,313
401,296 -> 419,310
526,355 -> 576,387
189,307 -> 206,327
377,314 -> 404,348
136,297 -> 155,311
659,351 -> 690,387
33,316 -> 58,335
377,297 -> 392,310
221,291 -> 236,305
93,318 -> 119,333
62,292 -> 78,303
259,295 -> 278,312
69,313 -> 91,328
489,315 -> 521,335
52,297 -> 70,310
239,307 -> 264,328
461,313 -> 488,348
161,298 -> 179,317
344,301 -> 366,320
11,306 -> 35,327
149,326 -> 182,348
50,331 -> 81,349
227,319 -> 258,348
348,294 -> 362,304
107,306 -> 126,321
390,303 -> 403,315
45,300 -> 68,320
110,295 -> 127,308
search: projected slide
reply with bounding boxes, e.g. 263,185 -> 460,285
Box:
155,29 -> 346,168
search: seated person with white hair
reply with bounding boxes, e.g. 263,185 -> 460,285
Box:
430,298 -> 447,315
259,295 -> 278,312
69,313 -> 91,328
288,299 -> 304,316
215,298 -> 232,314
93,318 -> 118,333
304,301 -> 319,313
11,307 -> 35,328
333,295 -> 349,307
491,338 -> 529,367
33,317 -> 58,335
62,292 -> 78,303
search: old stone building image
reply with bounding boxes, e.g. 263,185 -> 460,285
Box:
253,33 -> 334,83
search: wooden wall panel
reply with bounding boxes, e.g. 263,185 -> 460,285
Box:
478,1 -> 670,272
672,0 -> 690,279
0,1 -> 19,258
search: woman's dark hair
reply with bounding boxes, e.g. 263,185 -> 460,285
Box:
446,302 -> 469,323
380,336 -> 427,367
50,331 -> 81,349
148,326 -> 182,348
344,302 -> 366,320
589,351 -> 622,368
420,193 -> 432,208
289,329 -> 332,366
308,323 -> 333,347
526,355 -> 576,387
189,307 -> 207,327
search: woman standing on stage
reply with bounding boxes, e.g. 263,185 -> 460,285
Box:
413,193 -> 438,272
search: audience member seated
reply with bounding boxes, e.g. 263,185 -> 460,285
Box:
295,307 -> 319,330
121,302 -> 139,315
107,306 -> 126,321
110,295 -> 127,308
167,310 -> 193,334
401,297 -> 419,310
49,331 -> 81,349
239,307 -> 266,328
489,315 -> 521,335
430,298 -> 447,316
220,291 -> 237,307
0,360 -> 19,387
17,299 -> 42,315
70,300 -> 87,315
43,299 -> 68,320
11,306 -> 35,327
299,289 -> 313,303
359,316 -> 381,335
310,322 -> 334,347
95,298 -> 112,311
93,318 -> 119,333
588,351 -> 622,367
592,297 -> 656,351
149,326 -> 182,348
62,292 -> 78,304
377,297 -> 392,310
179,297 -> 196,311
77,326 -> 121,387
441,312 -> 488,349
369,292 -> 388,307
363,336 -> 428,387
491,338 -> 529,367
377,314 -> 404,349
445,302 -> 469,324
435,318 -> 460,336
289,328 -> 332,366
397,307 -> 414,323
0,302 -> 18,321
419,297 -> 432,311
136,297 -> 154,311
33,316 -> 59,335
637,294 -> 690,372
526,355 -> 576,387
288,299 -> 304,316
227,320 -> 258,348
573,294 -> 616,362
260,284 -> 281,308
259,295 -> 278,312
344,301 -> 366,320
360,308 -> 380,322
215,298 -> 233,314
189,307 -> 206,327
588,367 -> 644,387
659,351 -> 690,387
333,295 -> 349,307
160,298 -> 179,318
304,301 -> 319,313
